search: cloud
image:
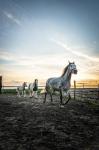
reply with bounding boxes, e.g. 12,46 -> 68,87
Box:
51,39 -> 99,62
0,51 -> 17,61
0,50 -> 71,83
3,11 -> 22,26
0,47 -> 99,85
0,50 -> 66,67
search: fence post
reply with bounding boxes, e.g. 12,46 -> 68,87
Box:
0,76 -> 2,94
98,84 -> 99,100
74,80 -> 76,100
83,83 -> 84,89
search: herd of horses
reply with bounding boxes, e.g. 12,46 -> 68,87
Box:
16,62 -> 77,105
16,79 -> 38,98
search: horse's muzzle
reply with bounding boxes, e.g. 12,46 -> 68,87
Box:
74,70 -> 77,74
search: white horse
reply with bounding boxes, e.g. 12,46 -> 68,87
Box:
16,82 -> 27,97
28,79 -> 38,98
44,62 -> 77,104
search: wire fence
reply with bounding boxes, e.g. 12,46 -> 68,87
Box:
71,81 -> 99,101
1,81 -> 99,100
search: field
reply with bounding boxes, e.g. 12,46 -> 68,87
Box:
0,94 -> 99,150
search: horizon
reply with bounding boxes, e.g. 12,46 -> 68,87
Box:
0,0 -> 99,86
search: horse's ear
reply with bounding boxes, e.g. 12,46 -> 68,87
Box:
68,60 -> 70,64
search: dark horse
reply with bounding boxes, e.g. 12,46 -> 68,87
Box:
44,62 -> 77,105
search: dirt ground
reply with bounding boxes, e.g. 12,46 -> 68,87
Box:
0,94 -> 99,150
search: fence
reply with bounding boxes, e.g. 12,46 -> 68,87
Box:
71,81 -> 99,101
1,81 -> 99,100
0,76 -> 2,94
1,85 -> 45,94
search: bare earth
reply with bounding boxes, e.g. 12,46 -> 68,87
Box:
0,94 -> 99,150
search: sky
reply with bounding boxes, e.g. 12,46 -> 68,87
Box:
0,0 -> 99,86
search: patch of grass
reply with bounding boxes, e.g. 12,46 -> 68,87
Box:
1,88 -> 43,94
2,89 -> 17,94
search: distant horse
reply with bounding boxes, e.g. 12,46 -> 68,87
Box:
44,62 -> 77,105
16,82 -> 27,97
28,79 -> 38,98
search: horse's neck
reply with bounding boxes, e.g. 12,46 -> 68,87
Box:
62,68 -> 71,82
34,82 -> 38,87
22,83 -> 26,87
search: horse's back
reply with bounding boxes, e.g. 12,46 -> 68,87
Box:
46,78 -> 54,86
46,77 -> 61,90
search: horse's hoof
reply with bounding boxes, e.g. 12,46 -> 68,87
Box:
60,104 -> 64,108
34,96 -> 38,99
29,96 -> 33,98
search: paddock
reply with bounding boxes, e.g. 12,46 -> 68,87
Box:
0,94 -> 99,150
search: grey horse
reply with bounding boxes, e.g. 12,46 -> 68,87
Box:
44,62 -> 77,104
16,82 -> 27,97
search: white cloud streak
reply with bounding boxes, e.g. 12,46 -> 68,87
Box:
0,47 -> 99,85
0,50 -> 66,67
3,11 -> 22,26
51,39 -> 99,62
0,50 -> 66,85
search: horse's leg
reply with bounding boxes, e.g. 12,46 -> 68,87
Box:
29,90 -> 31,97
50,92 -> 53,102
33,91 -> 38,98
30,91 -> 32,98
32,91 -> 34,97
60,89 -> 62,104
22,90 -> 24,97
16,89 -> 18,96
44,91 -> 47,103
29,90 -> 32,97
64,93 -> 71,105
28,87 -> 30,97
17,89 -> 20,97
34,91 -> 36,98
17,88 -> 21,97
23,90 -> 25,97
30,91 -> 32,97
35,91 -> 38,98
24,90 -> 26,97
18,91 -> 21,97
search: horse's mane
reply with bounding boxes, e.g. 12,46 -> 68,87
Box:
61,64 -> 69,77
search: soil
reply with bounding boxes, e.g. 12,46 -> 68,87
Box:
0,94 -> 99,150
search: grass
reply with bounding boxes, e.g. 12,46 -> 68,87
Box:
2,89 -> 17,94
1,89 -> 43,94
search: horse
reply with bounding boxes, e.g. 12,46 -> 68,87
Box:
28,79 -> 38,98
44,62 -> 77,105
16,82 -> 27,97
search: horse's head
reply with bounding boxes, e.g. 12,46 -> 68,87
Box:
68,62 -> 77,74
35,79 -> 38,85
23,82 -> 27,87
